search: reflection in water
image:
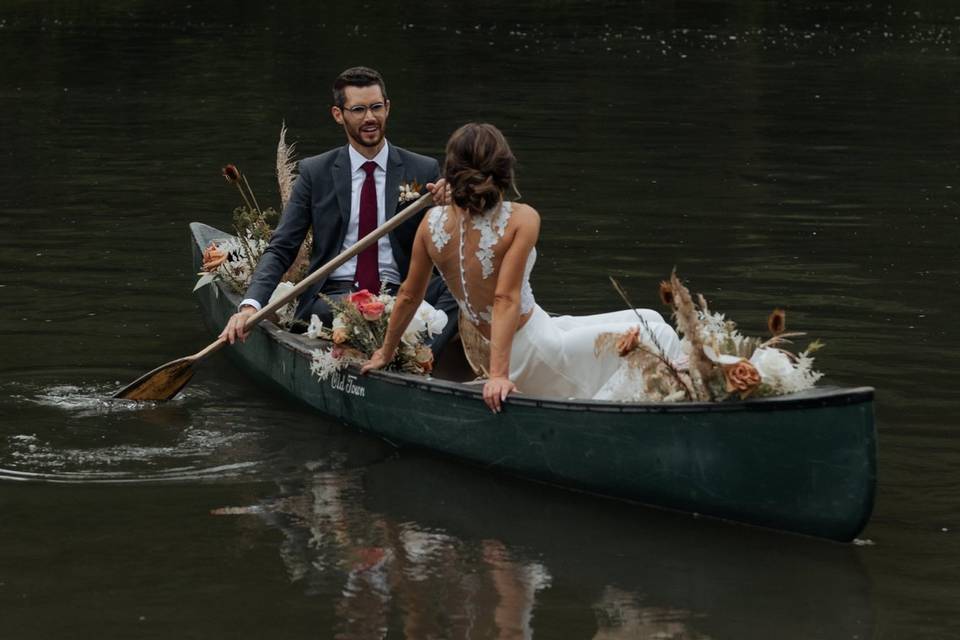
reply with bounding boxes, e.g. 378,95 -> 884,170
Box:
222,470 -> 552,639
593,587 -> 705,640
215,454 -> 873,639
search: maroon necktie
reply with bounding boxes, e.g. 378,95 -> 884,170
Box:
354,160 -> 380,294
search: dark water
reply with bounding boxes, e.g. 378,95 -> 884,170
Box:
2,1 -> 959,637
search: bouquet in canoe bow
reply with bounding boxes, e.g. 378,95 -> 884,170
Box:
195,123 -> 308,329
598,273 -> 824,402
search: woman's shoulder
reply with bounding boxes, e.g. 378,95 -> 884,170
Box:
506,201 -> 540,230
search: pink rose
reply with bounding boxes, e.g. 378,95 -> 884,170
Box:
348,290 -> 376,308
358,299 -> 385,321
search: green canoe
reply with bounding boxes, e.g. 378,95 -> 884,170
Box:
190,222 -> 877,542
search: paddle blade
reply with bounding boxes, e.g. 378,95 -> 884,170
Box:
113,357 -> 196,401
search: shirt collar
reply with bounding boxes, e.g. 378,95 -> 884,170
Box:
348,140 -> 390,174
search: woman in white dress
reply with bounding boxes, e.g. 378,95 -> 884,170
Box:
362,123 -> 682,412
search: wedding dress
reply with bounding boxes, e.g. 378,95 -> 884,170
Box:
425,202 -> 683,401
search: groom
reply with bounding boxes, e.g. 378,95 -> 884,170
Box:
221,66 -> 457,352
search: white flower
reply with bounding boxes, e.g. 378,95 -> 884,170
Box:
402,316 -> 425,345
332,313 -> 347,330
750,347 -> 794,383
402,301 -> 448,345
398,181 -> 422,204
702,344 -> 742,365
378,293 -> 396,314
420,302 -> 448,336
306,314 -> 324,339
309,348 -> 344,381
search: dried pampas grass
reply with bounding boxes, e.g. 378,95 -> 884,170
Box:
667,271 -> 713,401
276,122 -> 311,283
276,121 -> 298,210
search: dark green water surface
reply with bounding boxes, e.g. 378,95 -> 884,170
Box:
2,2 -> 959,638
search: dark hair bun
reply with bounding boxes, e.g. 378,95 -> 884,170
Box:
443,123 -> 515,217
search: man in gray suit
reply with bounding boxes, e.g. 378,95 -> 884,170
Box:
221,66 -> 457,352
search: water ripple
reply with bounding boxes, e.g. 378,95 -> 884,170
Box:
1,375 -> 394,486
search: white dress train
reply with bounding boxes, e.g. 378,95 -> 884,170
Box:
509,306 -> 682,400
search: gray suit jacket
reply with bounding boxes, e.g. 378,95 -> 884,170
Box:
245,143 -> 441,323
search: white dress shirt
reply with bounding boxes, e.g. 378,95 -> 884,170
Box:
328,141 -> 401,284
240,140 -> 401,311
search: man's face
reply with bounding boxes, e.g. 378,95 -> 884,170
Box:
332,85 -> 390,152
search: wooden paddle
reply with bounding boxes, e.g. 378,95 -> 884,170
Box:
114,192 -> 435,401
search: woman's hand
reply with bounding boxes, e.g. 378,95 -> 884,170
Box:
426,178 -> 451,206
483,376 -> 517,414
360,348 -> 392,375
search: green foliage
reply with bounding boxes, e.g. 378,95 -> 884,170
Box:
232,205 -> 278,243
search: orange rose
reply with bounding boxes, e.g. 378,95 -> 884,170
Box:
723,359 -> 761,398
201,242 -> 228,271
358,299 -> 385,321
332,327 -> 349,344
414,344 -> 433,374
616,326 -> 640,356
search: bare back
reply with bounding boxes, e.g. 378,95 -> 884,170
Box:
421,201 -> 538,339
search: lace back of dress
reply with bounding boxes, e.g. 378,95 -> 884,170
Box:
425,201 -> 534,375
454,201 -> 514,328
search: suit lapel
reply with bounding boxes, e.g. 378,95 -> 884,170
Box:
384,144 -> 403,219
332,146 -> 352,230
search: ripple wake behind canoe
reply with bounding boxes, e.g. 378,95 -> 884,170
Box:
2,380 -> 394,485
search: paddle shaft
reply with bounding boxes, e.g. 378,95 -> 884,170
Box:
200,192 -> 434,358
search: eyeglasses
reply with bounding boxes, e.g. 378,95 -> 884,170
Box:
341,102 -> 386,117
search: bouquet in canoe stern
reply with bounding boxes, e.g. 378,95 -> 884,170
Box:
598,273 -> 824,402
195,123 -> 311,327
309,290 -> 448,380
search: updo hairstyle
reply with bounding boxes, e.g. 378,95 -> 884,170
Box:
443,123 -> 516,217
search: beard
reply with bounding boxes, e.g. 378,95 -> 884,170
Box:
347,121 -> 385,149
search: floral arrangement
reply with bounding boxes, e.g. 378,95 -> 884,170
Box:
309,290 -> 447,380
599,272 -> 824,402
195,124 -> 309,328
397,180 -> 423,206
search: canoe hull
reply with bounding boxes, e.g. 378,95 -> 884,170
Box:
190,223 -> 876,541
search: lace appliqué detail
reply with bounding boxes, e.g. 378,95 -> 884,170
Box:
457,201 -> 534,325
471,201 -> 512,279
427,206 -> 451,252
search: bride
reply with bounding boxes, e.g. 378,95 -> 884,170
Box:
361,123 -> 683,412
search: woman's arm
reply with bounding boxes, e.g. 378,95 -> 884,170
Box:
484,205 -> 541,412
360,220 -> 434,372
